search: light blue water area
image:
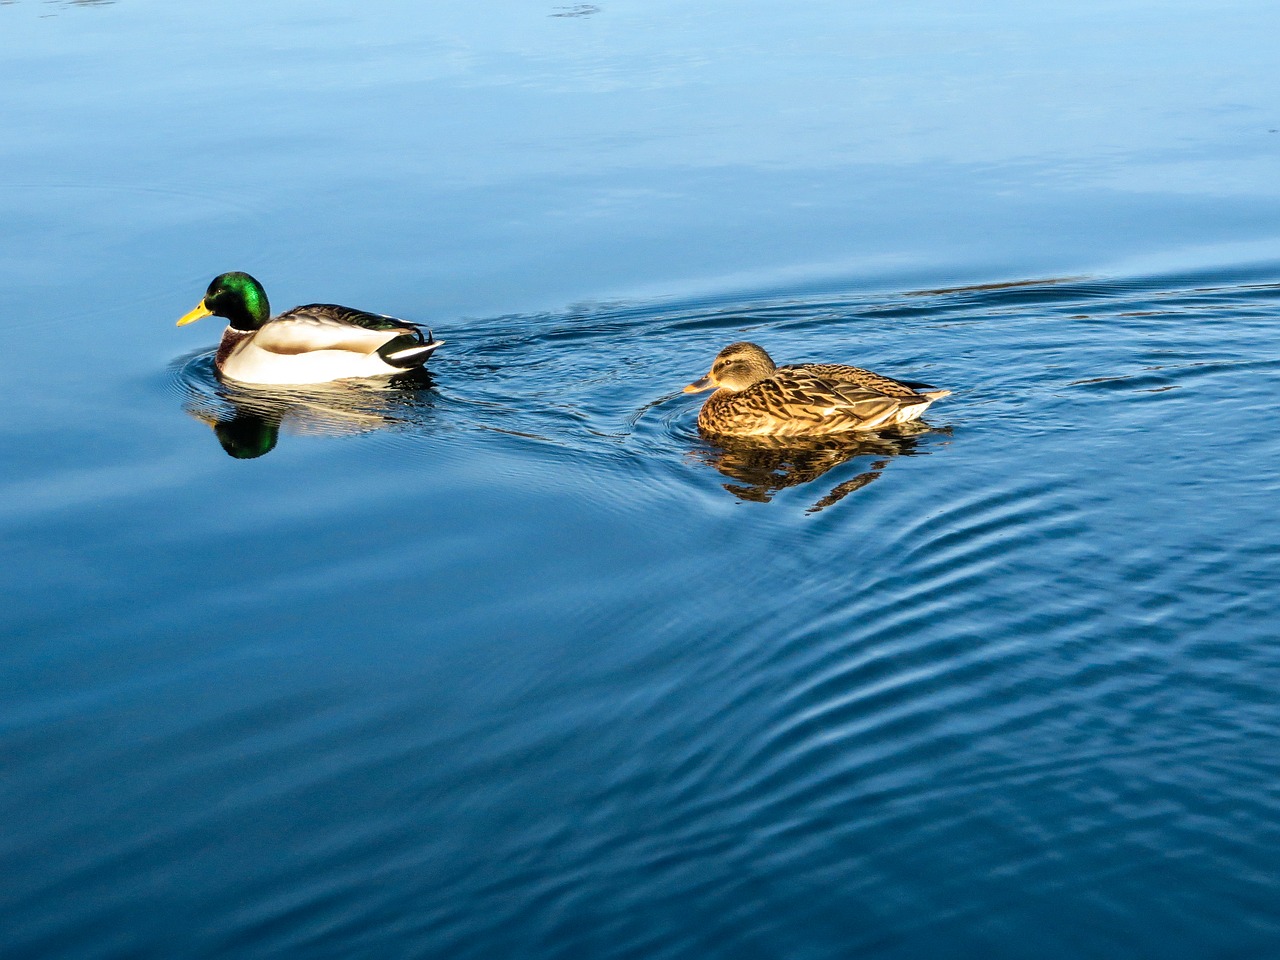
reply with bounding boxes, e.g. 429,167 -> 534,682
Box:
2,2 -> 1280,958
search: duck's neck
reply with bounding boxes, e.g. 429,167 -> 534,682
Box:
216,327 -> 253,367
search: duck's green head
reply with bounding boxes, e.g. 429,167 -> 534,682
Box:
177,272 -> 270,332
684,341 -> 777,393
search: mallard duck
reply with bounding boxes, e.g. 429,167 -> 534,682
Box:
176,272 -> 442,385
683,341 -> 949,437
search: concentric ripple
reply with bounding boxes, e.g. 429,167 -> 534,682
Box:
11,267 -> 1280,959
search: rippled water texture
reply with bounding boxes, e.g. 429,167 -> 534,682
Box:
3,1 -> 1280,958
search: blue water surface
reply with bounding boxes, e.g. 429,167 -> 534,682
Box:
2,1 -> 1280,958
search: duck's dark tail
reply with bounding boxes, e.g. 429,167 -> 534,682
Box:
378,328 -> 444,369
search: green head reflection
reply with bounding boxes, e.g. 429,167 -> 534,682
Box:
213,411 -> 280,459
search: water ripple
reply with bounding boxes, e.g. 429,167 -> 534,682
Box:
73,265 -> 1280,958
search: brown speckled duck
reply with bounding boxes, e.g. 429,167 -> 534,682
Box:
683,341 -> 949,438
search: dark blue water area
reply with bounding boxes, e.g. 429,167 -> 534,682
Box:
3,2 -> 1280,958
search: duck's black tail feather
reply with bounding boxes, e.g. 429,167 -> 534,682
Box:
378,329 -> 444,369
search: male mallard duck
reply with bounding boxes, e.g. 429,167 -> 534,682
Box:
684,341 -> 949,437
177,272 -> 442,385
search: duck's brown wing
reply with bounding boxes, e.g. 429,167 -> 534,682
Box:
281,304 -> 421,332
779,363 -> 929,398
252,305 -> 424,356
746,371 -> 925,430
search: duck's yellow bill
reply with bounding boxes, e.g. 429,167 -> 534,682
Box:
683,376 -> 715,393
177,300 -> 213,327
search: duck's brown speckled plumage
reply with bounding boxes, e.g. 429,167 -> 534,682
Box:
686,342 -> 949,438
776,363 -> 925,398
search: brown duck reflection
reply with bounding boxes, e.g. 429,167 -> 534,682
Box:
692,422 -> 947,511
183,370 -> 435,459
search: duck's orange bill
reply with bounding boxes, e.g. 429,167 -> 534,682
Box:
683,376 -> 715,394
177,301 -> 213,327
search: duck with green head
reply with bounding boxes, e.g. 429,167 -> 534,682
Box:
177,272 -> 442,385
684,341 -> 950,438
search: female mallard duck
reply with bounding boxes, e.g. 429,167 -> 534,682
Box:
177,272 -> 442,385
684,341 -> 949,437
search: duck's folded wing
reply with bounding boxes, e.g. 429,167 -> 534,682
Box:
252,308 -> 420,356
783,363 -> 928,398
762,373 -> 921,426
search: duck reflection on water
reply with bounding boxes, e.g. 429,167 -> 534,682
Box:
692,423 -> 948,511
182,366 -> 436,459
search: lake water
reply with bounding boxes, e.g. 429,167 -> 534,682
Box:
3,1 -> 1280,957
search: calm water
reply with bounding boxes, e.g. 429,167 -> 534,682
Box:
3,1 -> 1280,958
